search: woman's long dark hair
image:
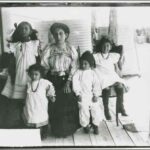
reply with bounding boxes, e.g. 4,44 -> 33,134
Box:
11,21 -> 38,43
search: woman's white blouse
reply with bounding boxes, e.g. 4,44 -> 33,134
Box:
41,44 -> 78,80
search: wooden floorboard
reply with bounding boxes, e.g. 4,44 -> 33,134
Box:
55,137 -> 64,146
41,99 -> 148,147
101,99 -> 134,146
42,128 -> 56,146
89,120 -> 115,146
105,120 -> 134,146
63,135 -> 74,146
109,99 -> 149,146
73,128 -> 92,146
119,116 -> 149,146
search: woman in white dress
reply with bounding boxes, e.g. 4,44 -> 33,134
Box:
1,21 -> 40,128
93,37 -> 128,120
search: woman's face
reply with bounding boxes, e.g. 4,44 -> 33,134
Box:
101,42 -> 112,54
53,28 -> 68,44
19,23 -> 31,39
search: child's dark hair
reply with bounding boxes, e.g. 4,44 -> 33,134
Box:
27,64 -> 45,78
79,51 -> 96,69
94,36 -> 114,53
11,21 -> 38,43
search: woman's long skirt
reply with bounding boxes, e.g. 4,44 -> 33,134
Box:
48,74 -> 80,137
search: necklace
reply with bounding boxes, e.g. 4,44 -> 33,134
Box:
101,52 -> 110,59
31,80 -> 40,92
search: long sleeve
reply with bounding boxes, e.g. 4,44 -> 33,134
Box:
112,53 -> 120,64
34,40 -> 40,57
40,45 -> 51,71
72,70 -> 82,96
68,46 -> 78,81
92,71 -> 102,97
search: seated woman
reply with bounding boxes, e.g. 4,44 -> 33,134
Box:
93,37 -> 128,120
41,22 -> 80,137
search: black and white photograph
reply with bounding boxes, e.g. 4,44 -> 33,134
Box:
0,1 -> 150,148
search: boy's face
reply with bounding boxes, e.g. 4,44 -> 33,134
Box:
101,42 -> 112,54
30,70 -> 41,81
82,60 -> 90,70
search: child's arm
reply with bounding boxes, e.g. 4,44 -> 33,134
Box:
118,55 -> 125,70
48,96 -> 56,103
33,40 -> 41,64
46,81 -> 56,103
40,45 -> 51,71
72,71 -> 82,101
112,53 -> 123,78
115,63 -> 123,78
92,71 -> 102,102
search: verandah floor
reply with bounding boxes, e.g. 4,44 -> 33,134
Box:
42,97 -> 150,147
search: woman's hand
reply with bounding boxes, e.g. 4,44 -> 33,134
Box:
63,80 -> 71,94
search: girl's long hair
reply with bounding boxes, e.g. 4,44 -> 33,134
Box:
94,36 -> 114,53
11,21 -> 38,43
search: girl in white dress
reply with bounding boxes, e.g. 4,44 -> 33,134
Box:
73,51 -> 101,134
1,21 -> 40,128
23,64 -> 55,140
94,37 -> 128,120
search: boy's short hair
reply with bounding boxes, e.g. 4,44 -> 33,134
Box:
80,51 -> 96,69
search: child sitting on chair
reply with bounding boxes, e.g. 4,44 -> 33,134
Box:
93,37 -> 128,121
73,51 -> 101,134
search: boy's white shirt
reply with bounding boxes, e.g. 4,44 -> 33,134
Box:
72,69 -> 102,98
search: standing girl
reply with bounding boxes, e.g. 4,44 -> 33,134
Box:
1,21 -> 40,128
93,37 -> 128,120
41,22 -> 80,137
23,64 -> 55,140
73,51 -> 101,134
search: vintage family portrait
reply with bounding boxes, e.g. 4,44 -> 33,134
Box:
0,1 -> 150,148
